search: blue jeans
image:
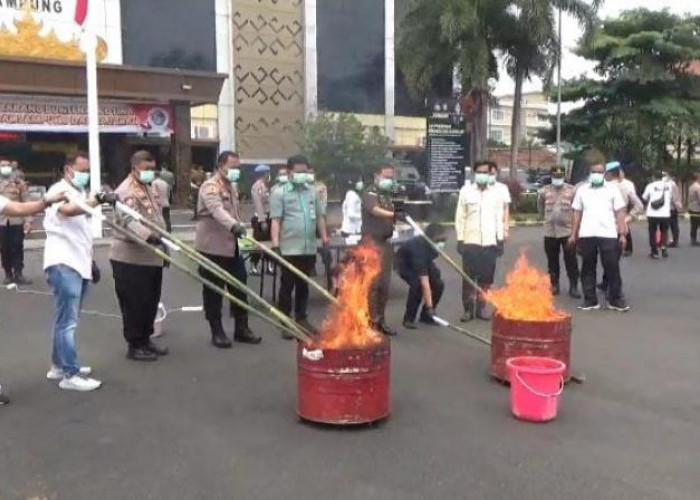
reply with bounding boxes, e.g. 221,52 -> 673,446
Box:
46,265 -> 89,377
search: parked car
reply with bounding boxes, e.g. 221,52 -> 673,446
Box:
395,166 -> 429,200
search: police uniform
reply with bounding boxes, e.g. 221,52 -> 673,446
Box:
270,181 -> 326,322
250,177 -> 271,272
0,174 -> 30,282
110,175 -> 166,353
538,179 -> 579,294
361,185 -> 395,329
196,174 -> 257,343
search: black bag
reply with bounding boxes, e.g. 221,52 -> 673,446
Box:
91,260 -> 101,284
650,183 -> 666,210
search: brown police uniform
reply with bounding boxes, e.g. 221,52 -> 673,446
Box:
110,174 -> 166,350
250,178 -> 271,271
195,174 -> 252,336
538,182 -> 579,290
361,185 -> 395,328
0,176 -> 30,281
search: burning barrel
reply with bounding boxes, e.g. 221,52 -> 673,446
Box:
297,339 -> 391,425
298,244 -> 391,425
490,314 -> 572,383
485,253 -> 573,383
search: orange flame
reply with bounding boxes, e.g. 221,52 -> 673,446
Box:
485,252 -> 567,322
316,244 -> 383,350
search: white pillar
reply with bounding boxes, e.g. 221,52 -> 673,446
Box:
84,23 -> 102,238
304,0 -> 318,118
384,0 -> 396,141
216,0 -> 236,151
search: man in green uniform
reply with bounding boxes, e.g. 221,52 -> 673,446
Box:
361,164 -> 404,336
270,155 -> 329,338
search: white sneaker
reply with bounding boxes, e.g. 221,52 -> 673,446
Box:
46,365 -> 92,380
58,375 -> 102,392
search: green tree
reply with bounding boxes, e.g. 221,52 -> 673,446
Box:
550,9 -> 700,178
297,112 -> 390,180
398,0 -> 511,162
500,0 -> 600,177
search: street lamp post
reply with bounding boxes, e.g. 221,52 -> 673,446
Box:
556,6 -> 563,166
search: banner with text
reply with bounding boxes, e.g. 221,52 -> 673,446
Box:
427,116 -> 468,193
0,95 -> 175,134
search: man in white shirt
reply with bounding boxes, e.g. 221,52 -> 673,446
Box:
642,171 -> 673,259
455,161 -> 503,321
569,152 -> 629,312
0,189 -> 67,406
43,152 -> 115,392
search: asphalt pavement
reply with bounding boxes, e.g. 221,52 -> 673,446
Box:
1,223 -> 699,499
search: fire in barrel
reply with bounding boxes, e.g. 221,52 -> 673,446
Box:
486,253 -> 572,383
297,245 -> 390,425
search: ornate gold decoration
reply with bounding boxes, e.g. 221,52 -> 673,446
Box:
0,2 -> 107,62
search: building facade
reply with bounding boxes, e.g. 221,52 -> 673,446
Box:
488,92 -> 551,147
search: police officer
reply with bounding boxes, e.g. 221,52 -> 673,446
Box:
537,166 -> 580,298
0,189 -> 67,406
362,164 -> 403,336
250,164 -> 271,275
110,151 -> 169,362
0,158 -> 32,285
270,155 -> 329,338
196,151 -> 261,348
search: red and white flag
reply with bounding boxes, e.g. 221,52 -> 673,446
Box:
74,0 -> 89,25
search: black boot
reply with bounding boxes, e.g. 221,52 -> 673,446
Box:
209,319 -> 232,349
234,317 -> 262,345
569,282 -> 582,299
14,270 -> 31,285
551,282 -> 560,296
3,271 -> 13,285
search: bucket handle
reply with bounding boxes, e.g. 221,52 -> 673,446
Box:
514,371 -> 564,398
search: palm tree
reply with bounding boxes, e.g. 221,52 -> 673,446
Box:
500,0 -> 601,177
398,0 -> 511,162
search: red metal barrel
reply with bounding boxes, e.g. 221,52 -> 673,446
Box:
490,314 -> 572,383
297,339 -> 391,425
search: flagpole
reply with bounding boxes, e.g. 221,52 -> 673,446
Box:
84,11 -> 103,238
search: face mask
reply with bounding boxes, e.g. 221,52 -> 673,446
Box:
73,171 -> 90,188
278,175 -> 289,184
475,173 -> 490,186
292,172 -> 308,185
227,168 -> 241,183
589,173 -> 605,187
436,241 -> 447,250
355,181 -> 364,191
306,173 -> 316,183
488,174 -> 497,185
378,178 -> 394,192
0,166 -> 12,177
552,178 -> 565,187
139,170 -> 155,185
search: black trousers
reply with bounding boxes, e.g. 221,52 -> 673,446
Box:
579,237 -> 623,304
162,207 -> 172,233
690,211 -> 700,243
399,266 -> 444,322
199,251 -> 248,323
111,260 -> 163,348
0,223 -> 25,275
668,210 -> 679,245
250,215 -> 271,266
460,244 -> 497,308
363,237 -> 393,325
544,237 -> 579,287
648,217 -> 669,255
278,255 -> 316,320
624,227 -> 634,254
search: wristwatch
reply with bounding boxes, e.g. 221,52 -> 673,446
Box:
41,195 -> 54,208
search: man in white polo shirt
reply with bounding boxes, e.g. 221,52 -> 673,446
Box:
569,151 -> 629,312
43,152 -> 116,392
0,188 -> 67,406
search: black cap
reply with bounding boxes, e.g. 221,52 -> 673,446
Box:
551,166 -> 566,175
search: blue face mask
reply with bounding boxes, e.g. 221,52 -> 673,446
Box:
292,172 -> 308,185
475,173 -> 490,186
378,178 -> 394,192
306,173 -> 316,183
139,170 -> 155,185
278,175 -> 289,184
227,168 -> 241,183
589,173 -> 605,187
552,177 -> 565,187
0,166 -> 12,177
73,171 -> 90,189
355,181 -> 364,191
488,174 -> 497,185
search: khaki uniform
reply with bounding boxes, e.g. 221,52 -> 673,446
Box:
537,183 -> 579,288
251,178 -> 270,219
0,176 -> 30,278
109,174 -> 166,350
314,181 -> 328,211
361,186 -> 395,326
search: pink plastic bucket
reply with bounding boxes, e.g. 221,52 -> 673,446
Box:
506,356 -> 566,423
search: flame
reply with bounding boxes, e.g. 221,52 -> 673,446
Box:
316,244 -> 383,350
485,252 -> 567,322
